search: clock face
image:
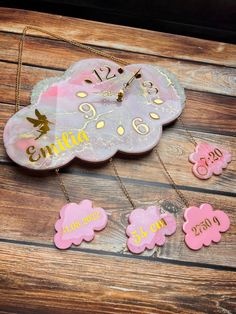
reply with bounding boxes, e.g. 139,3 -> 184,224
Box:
4,58 -> 185,170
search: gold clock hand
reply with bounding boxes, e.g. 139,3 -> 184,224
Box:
117,68 -> 141,102
124,68 -> 142,88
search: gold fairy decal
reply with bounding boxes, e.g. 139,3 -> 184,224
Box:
26,109 -> 53,140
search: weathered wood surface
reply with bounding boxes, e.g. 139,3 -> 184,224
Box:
0,242 -> 235,314
0,7 -> 235,314
0,8 -> 236,67
0,33 -> 236,96
0,161 -> 236,267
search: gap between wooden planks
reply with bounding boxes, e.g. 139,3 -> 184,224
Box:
0,162 -> 235,267
0,7 -> 236,67
0,33 -> 235,134
0,8 -> 235,313
0,23 -> 235,196
0,8 -> 235,266
0,102 -> 235,194
0,32 -> 235,97
0,241 -> 235,314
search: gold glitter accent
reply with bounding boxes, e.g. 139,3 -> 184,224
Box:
153,99 -> 163,105
158,70 -> 173,86
76,91 -> 88,98
96,121 -> 105,129
149,112 -> 160,120
19,133 -> 34,139
117,126 -> 125,136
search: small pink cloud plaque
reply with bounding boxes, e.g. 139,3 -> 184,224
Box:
54,200 -> 108,249
126,206 -> 176,254
183,203 -> 230,250
189,143 -> 232,179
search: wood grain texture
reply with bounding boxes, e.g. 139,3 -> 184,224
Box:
0,7 -> 236,67
0,7 -> 235,314
0,104 -> 235,194
0,242 -> 235,314
0,163 -> 235,267
0,33 -> 236,97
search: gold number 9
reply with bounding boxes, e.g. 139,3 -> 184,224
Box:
78,103 -> 96,120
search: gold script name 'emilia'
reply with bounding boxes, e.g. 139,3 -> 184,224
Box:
26,130 -> 89,162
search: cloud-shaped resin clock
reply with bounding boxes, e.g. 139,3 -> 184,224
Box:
4,58 -> 185,170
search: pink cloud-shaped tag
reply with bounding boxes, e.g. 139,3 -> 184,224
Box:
54,200 -> 108,249
189,142 -> 232,179
126,206 -> 176,254
183,203 -> 230,250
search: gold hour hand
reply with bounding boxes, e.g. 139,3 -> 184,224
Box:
117,68 -> 141,102
123,68 -> 142,88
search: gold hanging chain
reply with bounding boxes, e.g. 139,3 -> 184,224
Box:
15,26 -> 129,203
15,26 -> 191,207
178,116 -> 197,146
15,25 -> 129,113
154,149 -> 190,207
109,158 -> 136,209
55,169 -> 71,203
109,151 -> 190,210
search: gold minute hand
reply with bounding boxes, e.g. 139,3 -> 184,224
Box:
117,68 -> 141,102
123,68 -> 142,88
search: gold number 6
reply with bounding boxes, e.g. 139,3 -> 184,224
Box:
132,117 -> 150,135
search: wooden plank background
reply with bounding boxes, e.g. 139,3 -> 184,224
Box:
0,7 -> 235,314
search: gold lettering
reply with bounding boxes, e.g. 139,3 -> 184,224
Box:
74,220 -> 81,228
62,132 -> 73,149
69,131 -> 78,145
156,219 -> 167,230
78,130 -> 89,143
70,223 -> 76,231
150,223 -> 157,233
63,221 -> 81,234
40,144 -> 59,158
131,230 -> 141,244
150,219 -> 167,233
140,226 -> 148,238
82,211 -> 100,225
26,129 -> 90,163
56,137 -> 66,151
26,145 -> 41,162
83,216 -> 91,224
93,211 -> 100,219
63,226 -> 69,234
